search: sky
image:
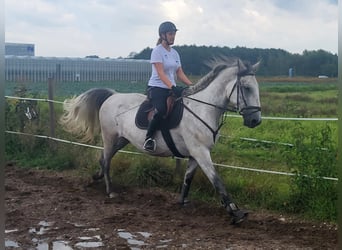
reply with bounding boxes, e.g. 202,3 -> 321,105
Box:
5,0 -> 338,58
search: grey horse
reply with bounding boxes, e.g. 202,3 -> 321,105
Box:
60,57 -> 262,224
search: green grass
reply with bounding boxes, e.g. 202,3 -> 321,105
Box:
5,81 -> 147,99
5,78 -> 338,222
259,81 -> 338,117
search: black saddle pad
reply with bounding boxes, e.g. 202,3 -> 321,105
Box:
135,98 -> 184,130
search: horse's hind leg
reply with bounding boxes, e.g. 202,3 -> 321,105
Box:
101,136 -> 129,197
179,157 -> 198,205
92,153 -> 105,181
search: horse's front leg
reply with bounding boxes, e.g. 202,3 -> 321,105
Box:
179,157 -> 198,205
191,149 -> 248,224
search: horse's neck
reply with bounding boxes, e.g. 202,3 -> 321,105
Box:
191,74 -> 232,109
187,82 -> 228,128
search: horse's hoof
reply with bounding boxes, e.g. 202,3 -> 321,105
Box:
108,192 -> 118,198
179,198 -> 191,206
92,174 -> 104,181
230,210 -> 248,225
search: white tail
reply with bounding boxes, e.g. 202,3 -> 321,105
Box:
59,88 -> 115,142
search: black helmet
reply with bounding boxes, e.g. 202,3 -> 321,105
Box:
159,21 -> 178,36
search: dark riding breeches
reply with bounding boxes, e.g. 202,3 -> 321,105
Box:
147,86 -> 170,116
145,87 -> 171,139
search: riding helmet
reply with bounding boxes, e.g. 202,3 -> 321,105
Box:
159,21 -> 178,36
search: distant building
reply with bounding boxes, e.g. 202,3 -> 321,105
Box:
288,67 -> 294,78
5,42 -> 151,82
5,56 -> 151,82
5,43 -> 35,56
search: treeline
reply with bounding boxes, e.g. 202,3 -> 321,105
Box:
133,45 -> 337,77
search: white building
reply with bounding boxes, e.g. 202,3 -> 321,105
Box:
5,56 -> 151,82
5,43 -> 35,56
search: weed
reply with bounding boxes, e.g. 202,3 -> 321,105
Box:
283,123 -> 337,221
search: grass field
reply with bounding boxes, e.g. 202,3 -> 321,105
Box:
5,77 -> 338,221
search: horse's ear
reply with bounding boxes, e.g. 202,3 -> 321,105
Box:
252,60 -> 262,72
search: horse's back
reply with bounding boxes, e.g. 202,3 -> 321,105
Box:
99,92 -> 148,144
99,92 -> 146,127
102,92 -> 146,112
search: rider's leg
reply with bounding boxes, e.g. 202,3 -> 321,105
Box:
143,87 -> 169,151
143,112 -> 163,151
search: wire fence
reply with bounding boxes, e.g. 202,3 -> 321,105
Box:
4,95 -> 338,182
5,95 -> 339,121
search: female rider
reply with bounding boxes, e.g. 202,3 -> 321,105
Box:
143,21 -> 192,152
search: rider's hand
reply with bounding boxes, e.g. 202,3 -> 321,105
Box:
171,86 -> 185,98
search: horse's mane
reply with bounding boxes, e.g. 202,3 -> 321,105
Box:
184,57 -> 253,96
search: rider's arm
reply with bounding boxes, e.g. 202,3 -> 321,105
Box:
176,67 -> 192,86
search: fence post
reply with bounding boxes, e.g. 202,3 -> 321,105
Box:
48,77 -> 56,148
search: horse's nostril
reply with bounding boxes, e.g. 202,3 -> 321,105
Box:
245,118 -> 261,128
252,119 -> 261,127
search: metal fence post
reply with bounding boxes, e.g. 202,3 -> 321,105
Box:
48,77 -> 56,148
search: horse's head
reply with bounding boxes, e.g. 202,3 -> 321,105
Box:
224,59 -> 262,128
184,57 -> 261,128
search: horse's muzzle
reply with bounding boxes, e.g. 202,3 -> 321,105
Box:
240,106 -> 262,128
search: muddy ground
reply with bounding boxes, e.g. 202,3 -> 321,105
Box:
5,164 -> 338,249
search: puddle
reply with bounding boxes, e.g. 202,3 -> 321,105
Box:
116,229 -> 173,249
32,238 -> 103,250
74,235 -> 104,248
53,241 -> 73,250
84,228 -> 100,232
6,220 -> 106,249
5,239 -> 20,248
31,238 -> 73,250
5,229 -> 21,248
6,221 -> 178,249
29,220 -> 56,235
75,241 -> 104,248
38,221 -> 54,227
138,232 -> 152,238
117,229 -> 150,248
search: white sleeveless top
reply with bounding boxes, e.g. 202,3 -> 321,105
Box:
148,44 -> 181,89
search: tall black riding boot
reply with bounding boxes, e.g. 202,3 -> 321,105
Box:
143,116 -> 161,152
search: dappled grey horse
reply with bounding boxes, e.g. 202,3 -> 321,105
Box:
60,57 -> 261,224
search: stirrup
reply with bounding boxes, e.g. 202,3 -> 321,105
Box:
143,138 -> 156,152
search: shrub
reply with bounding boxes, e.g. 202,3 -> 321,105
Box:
283,123 -> 337,221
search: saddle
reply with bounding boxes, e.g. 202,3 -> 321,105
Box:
135,96 -> 184,157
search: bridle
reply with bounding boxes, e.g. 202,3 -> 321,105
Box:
182,69 -> 261,142
229,71 -> 261,116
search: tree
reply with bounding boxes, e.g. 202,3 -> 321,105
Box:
133,46 -> 337,77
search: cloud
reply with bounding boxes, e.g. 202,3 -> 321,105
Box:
5,0 -> 337,58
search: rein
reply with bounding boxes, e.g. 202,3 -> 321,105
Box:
183,103 -> 226,142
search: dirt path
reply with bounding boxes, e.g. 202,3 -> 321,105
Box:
5,164 -> 337,249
